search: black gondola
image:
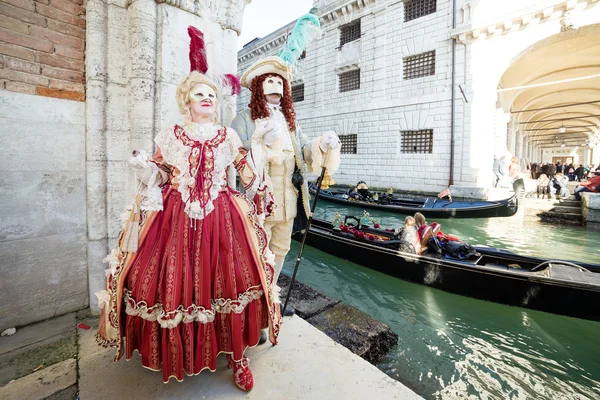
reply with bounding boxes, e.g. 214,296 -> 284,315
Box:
308,184 -> 519,218
294,218 -> 600,321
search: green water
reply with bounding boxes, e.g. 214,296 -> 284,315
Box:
282,201 -> 600,399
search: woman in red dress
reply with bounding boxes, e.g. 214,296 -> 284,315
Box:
95,28 -> 281,390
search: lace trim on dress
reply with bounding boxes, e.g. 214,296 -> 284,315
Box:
124,285 -> 264,329
154,123 -> 243,221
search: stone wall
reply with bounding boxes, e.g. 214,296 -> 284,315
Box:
0,90 -> 87,331
0,0 -> 85,101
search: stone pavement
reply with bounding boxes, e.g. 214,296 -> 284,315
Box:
78,315 -> 421,400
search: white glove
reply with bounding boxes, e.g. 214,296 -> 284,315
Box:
128,150 -> 155,184
319,131 -> 340,152
254,120 -> 282,146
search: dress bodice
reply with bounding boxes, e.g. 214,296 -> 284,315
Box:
154,123 -> 242,220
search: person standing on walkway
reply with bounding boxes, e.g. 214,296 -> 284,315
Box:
575,164 -> 585,182
232,13 -> 340,317
95,27 -> 281,389
556,161 -> 563,175
493,154 -> 507,187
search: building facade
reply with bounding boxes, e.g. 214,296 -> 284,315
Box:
0,0 -> 251,330
237,0 -> 600,198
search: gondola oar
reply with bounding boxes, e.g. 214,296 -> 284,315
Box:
282,150 -> 331,315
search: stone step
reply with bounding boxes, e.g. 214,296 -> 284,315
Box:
0,313 -> 77,387
552,206 -> 582,214
0,358 -> 76,400
559,200 -> 581,207
539,211 -> 584,225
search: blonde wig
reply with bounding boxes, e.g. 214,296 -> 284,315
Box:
176,71 -> 220,122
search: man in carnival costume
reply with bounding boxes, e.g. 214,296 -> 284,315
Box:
232,13 -> 341,318
95,26 -> 280,390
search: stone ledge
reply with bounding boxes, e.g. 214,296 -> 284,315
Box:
279,274 -> 398,365
307,303 -> 399,365
582,192 -> 600,210
278,274 -> 340,319
0,358 -> 77,400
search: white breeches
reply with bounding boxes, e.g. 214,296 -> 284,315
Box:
264,218 -> 295,283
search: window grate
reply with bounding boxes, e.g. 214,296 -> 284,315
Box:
340,134 -> 358,154
401,130 -> 433,153
404,0 -> 437,22
339,69 -> 360,93
292,84 -> 305,102
403,51 -> 435,80
340,19 -> 361,47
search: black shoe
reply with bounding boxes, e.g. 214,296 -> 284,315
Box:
258,329 -> 267,345
280,304 -> 295,317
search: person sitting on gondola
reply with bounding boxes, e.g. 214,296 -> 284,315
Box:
348,181 -> 373,201
394,216 -> 420,252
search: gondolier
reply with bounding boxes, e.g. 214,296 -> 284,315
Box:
232,13 -> 341,316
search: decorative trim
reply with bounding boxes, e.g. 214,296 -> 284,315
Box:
126,0 -> 253,35
451,0 -> 599,43
320,0 -> 377,25
239,0 -> 378,63
334,63 -> 360,74
239,35 -> 288,63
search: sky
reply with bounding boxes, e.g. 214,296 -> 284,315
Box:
238,0 -> 314,50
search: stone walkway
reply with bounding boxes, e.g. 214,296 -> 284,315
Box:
0,313 -> 421,400
79,315 -> 420,400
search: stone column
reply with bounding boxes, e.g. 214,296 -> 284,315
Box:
86,0 -> 108,310
128,0 -> 158,153
515,131 -> 523,159
507,128 -> 517,157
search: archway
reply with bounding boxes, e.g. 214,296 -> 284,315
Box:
497,24 -> 600,171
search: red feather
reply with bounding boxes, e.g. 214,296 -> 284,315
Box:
188,26 -> 208,74
224,74 -> 241,95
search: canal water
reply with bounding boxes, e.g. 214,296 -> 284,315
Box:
281,200 -> 600,400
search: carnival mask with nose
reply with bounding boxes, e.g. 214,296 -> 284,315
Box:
190,83 -> 217,104
189,83 -> 217,118
263,75 -> 284,96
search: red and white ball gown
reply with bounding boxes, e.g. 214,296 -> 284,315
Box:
96,122 -> 281,383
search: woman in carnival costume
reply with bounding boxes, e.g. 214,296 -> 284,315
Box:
95,26 -> 281,390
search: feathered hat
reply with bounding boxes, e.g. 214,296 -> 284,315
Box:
241,12 -> 321,89
188,26 -> 241,96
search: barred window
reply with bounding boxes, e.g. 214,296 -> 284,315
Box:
339,69 -> 360,93
404,0 -> 437,22
340,134 -> 358,154
340,19 -> 361,47
292,84 -> 305,102
403,51 -> 435,80
401,130 -> 433,153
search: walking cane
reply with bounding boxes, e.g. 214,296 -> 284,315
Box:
282,150 -> 331,315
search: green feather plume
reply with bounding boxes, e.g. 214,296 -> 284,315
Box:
279,13 -> 322,69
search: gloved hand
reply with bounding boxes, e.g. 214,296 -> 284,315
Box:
254,120 -> 282,146
128,150 -> 155,184
319,131 -> 340,152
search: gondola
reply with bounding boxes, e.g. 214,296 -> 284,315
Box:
308,184 -> 519,218
294,217 -> 600,321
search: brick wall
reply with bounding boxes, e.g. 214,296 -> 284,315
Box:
0,0 -> 85,101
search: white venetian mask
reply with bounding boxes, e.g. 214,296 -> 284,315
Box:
189,83 -> 217,104
263,75 -> 284,96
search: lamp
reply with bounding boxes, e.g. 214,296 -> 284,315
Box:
559,122 -> 566,134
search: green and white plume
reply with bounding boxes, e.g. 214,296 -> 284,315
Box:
278,12 -> 322,70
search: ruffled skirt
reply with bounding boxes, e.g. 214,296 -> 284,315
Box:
103,186 -> 277,382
